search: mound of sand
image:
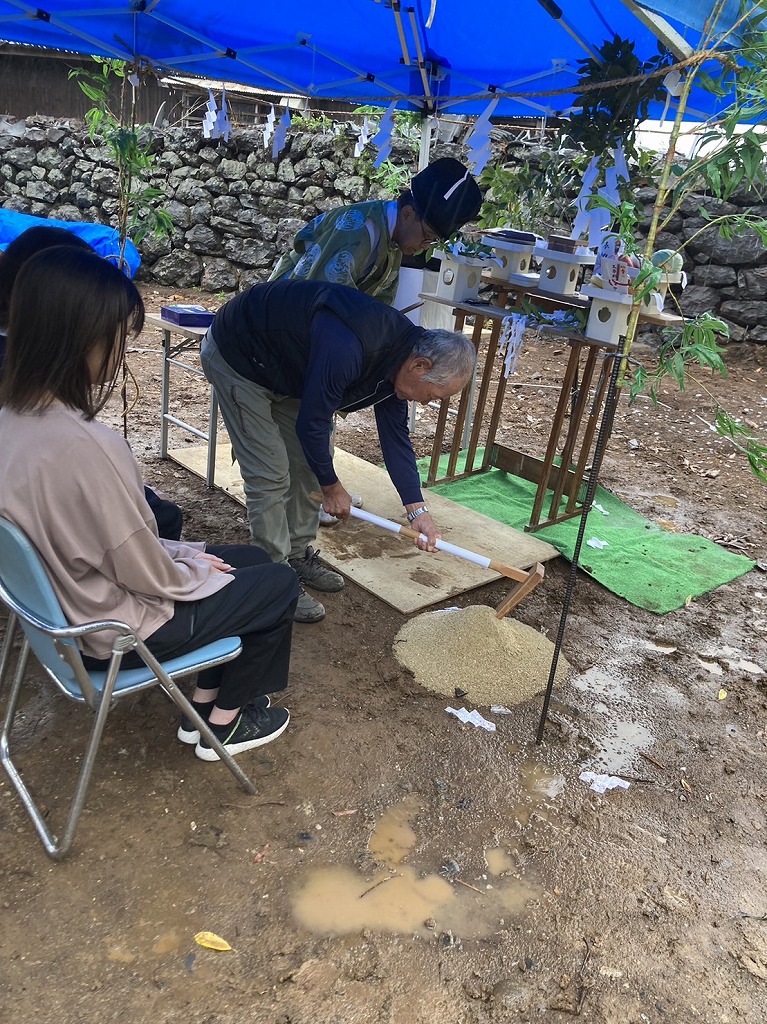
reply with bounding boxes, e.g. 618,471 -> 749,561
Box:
393,604 -> 569,707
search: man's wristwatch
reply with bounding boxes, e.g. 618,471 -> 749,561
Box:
406,505 -> 429,523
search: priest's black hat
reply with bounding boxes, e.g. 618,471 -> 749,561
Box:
410,158 -> 483,239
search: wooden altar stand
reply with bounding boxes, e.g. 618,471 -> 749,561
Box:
420,290 -> 622,532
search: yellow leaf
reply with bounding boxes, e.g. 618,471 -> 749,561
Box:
718,689 -> 727,701
684,595 -> 693,607
194,931 -> 234,952
680,778 -> 692,794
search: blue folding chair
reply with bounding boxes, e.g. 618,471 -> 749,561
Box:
0,516 -> 256,859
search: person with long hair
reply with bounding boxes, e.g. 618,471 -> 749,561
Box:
0,246 -> 298,761
0,224 -> 184,541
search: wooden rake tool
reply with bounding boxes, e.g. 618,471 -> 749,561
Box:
311,494 -> 544,617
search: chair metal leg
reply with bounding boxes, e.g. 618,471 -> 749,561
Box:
160,678 -> 257,794
0,512 -> 257,860
0,643 -> 122,859
0,610 -> 18,699
133,638 -> 257,795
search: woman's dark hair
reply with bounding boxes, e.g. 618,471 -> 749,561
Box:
0,246 -> 144,418
0,226 -> 92,329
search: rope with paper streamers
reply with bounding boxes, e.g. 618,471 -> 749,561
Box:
252,48 -> 724,109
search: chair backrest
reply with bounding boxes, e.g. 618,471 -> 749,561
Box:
0,516 -> 88,697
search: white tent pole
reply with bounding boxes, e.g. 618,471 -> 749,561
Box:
619,0 -> 694,59
409,113 -> 434,432
418,113 -> 434,170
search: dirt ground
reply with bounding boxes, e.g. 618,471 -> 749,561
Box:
1,285 -> 766,1024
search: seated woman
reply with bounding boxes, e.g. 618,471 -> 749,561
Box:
0,225 -> 184,541
0,246 -> 298,760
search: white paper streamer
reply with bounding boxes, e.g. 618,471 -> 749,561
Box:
571,155 -> 599,240
589,205 -> 611,252
202,89 -> 231,142
371,101 -> 397,167
202,89 -> 217,139
215,87 -> 231,142
613,143 -> 629,185
659,70 -> 684,128
354,114 -> 372,158
262,103 -> 276,149
464,97 -> 498,174
272,108 -> 291,159
573,148 -> 631,253
499,314 -> 527,378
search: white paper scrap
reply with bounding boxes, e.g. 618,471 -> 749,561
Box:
490,705 -> 514,715
580,771 -> 630,794
445,707 -> 496,732
586,537 -> 609,550
593,503 -> 610,516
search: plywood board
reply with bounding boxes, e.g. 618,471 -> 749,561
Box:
168,444 -> 558,614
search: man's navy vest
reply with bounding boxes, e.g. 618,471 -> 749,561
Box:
211,280 -> 424,411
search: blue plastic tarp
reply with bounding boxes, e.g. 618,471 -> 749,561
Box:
0,1 -> 761,120
0,209 -> 141,278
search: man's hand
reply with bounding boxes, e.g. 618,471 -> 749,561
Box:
404,504 -> 441,552
321,481 -> 353,521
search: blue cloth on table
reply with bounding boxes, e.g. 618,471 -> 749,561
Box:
0,208 -> 141,278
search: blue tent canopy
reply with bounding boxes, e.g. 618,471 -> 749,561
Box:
0,1 -> 762,120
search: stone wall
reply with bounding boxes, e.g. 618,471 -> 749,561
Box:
636,186 -> 767,342
0,117 -> 423,293
1,118 -> 766,341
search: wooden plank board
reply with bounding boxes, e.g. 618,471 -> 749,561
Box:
168,444 -> 559,615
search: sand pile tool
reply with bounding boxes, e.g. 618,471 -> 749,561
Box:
311,494 -> 544,617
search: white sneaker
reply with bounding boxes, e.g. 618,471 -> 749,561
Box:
318,494 -> 363,527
